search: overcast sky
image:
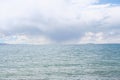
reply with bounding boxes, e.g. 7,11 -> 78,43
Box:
0,0 -> 120,44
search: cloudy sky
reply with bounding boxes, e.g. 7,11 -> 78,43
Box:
0,0 -> 120,44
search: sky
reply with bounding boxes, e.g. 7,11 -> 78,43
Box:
0,0 -> 120,44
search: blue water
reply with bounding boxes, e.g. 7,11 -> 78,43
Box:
0,44 -> 120,80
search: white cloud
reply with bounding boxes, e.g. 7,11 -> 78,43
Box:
79,32 -> 105,44
3,34 -> 51,44
0,0 -> 120,44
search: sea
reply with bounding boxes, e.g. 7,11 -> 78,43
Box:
0,44 -> 120,80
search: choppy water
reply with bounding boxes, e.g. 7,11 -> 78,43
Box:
0,44 -> 120,80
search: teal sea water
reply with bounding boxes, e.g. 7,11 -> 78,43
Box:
0,44 -> 120,80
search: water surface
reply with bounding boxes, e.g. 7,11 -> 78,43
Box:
0,44 -> 120,80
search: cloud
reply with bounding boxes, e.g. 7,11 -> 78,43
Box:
79,32 -> 105,43
0,0 -> 120,44
3,34 -> 51,44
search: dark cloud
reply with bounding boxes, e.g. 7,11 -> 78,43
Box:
45,26 -> 84,42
